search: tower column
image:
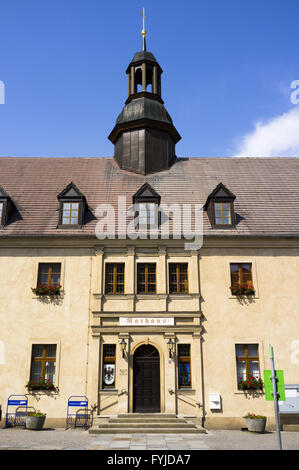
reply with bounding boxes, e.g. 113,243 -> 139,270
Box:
142,63 -> 146,91
153,65 -> 158,94
131,66 -> 135,95
127,73 -> 130,98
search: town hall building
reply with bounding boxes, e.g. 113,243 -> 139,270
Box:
1,23 -> 299,432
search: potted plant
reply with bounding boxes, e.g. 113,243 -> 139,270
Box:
25,378 -> 59,392
25,411 -> 46,430
244,413 -> 267,433
32,283 -> 62,296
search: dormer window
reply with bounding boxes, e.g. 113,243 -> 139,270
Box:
133,182 -> 161,229
0,185 -> 16,228
57,182 -> 87,228
204,183 -> 236,228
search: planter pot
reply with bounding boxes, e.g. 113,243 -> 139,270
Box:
25,415 -> 46,430
246,418 -> 266,433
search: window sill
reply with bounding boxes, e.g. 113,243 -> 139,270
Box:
177,388 -> 196,393
103,294 -> 127,299
27,389 -> 59,395
136,294 -> 167,299
234,390 -> 264,395
99,389 -> 118,394
57,224 -> 82,230
168,294 -> 200,299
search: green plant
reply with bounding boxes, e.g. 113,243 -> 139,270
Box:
25,378 -> 59,392
244,413 -> 266,419
26,410 -> 46,417
32,283 -> 62,296
238,376 -> 263,390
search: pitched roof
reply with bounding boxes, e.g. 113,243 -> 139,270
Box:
0,156 -> 298,238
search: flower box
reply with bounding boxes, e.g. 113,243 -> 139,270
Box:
230,284 -> 255,296
238,376 -> 263,391
32,283 -> 62,296
25,379 -> 59,393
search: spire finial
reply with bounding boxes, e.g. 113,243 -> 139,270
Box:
141,7 -> 147,51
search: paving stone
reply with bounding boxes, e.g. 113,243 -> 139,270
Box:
109,441 -> 131,447
129,445 -> 147,450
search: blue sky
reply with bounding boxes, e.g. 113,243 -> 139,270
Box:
0,0 -> 298,158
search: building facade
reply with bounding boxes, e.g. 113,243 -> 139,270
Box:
1,33 -> 299,430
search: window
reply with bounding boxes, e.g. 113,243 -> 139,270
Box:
215,202 -> 231,225
169,263 -> 188,294
62,202 -> 79,225
30,344 -> 56,383
230,263 -> 253,287
0,202 -> 3,221
236,344 -> 260,389
137,202 -> 158,228
105,263 -> 125,294
137,263 -> 156,294
102,344 -> 116,388
37,263 -> 61,287
178,344 -> 191,388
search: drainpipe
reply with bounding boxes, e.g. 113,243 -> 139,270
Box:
197,250 -> 206,428
84,253 -> 93,397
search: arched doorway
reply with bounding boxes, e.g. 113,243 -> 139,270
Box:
133,344 -> 160,413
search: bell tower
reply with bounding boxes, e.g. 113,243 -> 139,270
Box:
108,10 -> 181,175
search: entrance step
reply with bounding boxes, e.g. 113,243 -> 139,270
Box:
89,413 -> 206,434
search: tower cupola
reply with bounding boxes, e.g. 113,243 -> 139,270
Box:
108,10 -> 181,175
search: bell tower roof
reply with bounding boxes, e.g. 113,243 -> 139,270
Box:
108,10 -> 181,175
126,50 -> 161,73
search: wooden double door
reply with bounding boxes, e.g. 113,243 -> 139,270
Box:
133,344 -> 160,413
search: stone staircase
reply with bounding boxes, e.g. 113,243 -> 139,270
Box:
89,413 -> 206,434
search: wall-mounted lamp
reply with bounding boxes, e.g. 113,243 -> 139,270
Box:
120,338 -> 127,358
167,338 -> 174,358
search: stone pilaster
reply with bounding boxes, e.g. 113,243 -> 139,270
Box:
117,333 -> 130,413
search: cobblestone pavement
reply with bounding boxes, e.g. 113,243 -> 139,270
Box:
0,428 -> 298,450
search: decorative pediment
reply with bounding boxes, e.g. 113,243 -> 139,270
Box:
57,182 -> 86,201
204,182 -> 236,208
132,182 -> 161,204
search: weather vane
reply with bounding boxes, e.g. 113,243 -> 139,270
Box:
141,7 -> 147,51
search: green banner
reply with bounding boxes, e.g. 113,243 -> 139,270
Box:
263,370 -> 285,401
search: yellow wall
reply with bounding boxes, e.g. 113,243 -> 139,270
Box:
1,239 -> 299,429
